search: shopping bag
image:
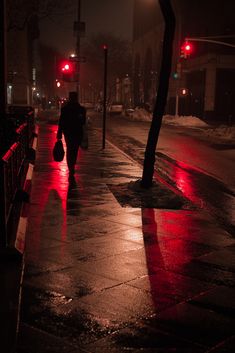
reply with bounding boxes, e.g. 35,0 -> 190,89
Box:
80,123 -> 88,150
53,139 -> 65,162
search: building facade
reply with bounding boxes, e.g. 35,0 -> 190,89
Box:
7,9 -> 39,106
132,0 -> 235,123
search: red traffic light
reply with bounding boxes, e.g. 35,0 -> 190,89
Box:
60,61 -> 75,81
179,88 -> 189,96
61,62 -> 72,72
181,41 -> 193,58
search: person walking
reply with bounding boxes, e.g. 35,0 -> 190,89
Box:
56,91 -> 86,181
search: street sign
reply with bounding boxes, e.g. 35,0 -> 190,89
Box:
69,56 -> 86,63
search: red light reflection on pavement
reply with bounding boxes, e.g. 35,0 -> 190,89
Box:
173,160 -> 204,207
26,124 -> 85,261
155,157 -> 204,207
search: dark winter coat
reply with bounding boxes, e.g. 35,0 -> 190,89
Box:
57,102 -> 86,141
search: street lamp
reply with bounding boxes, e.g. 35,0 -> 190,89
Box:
32,86 -> 36,104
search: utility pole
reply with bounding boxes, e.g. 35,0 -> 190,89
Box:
175,6 -> 181,117
102,45 -> 108,149
0,0 -> 7,245
76,0 -> 81,98
0,0 -> 6,121
0,0 -> 7,157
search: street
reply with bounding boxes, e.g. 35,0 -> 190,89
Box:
90,111 -> 235,233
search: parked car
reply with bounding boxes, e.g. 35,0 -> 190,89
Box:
83,102 -> 94,110
108,103 -> 123,114
125,108 -> 135,116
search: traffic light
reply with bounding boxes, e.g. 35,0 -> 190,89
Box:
61,61 -> 75,82
180,41 -> 193,58
179,88 -> 189,96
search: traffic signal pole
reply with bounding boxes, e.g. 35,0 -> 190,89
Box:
185,35 -> 235,48
102,46 -> 108,149
174,8 -> 181,118
76,0 -> 81,98
175,35 -> 235,117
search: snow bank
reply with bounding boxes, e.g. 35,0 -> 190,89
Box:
204,125 -> 235,142
163,115 -> 209,127
125,108 -> 234,143
127,108 -> 208,127
129,107 -> 152,122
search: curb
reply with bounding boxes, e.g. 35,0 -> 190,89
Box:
105,134 -> 186,198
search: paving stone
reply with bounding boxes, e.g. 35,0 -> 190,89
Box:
170,259 -> 235,287
85,323 -> 206,353
205,335 -> 235,352
73,248 -> 150,282
127,268 -> 215,303
54,283 -> 157,326
17,323 -> 78,353
189,285 -> 235,316
198,247 -> 235,272
145,302 -> 235,347
23,267 -> 120,299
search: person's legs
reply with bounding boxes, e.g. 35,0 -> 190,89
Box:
64,136 -> 79,177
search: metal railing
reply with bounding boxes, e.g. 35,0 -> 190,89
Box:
0,114 -> 35,248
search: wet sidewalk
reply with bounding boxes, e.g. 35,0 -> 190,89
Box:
17,122 -> 235,353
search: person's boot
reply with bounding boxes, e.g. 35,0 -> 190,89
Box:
68,168 -> 75,181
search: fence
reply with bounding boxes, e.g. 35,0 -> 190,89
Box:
0,113 -> 35,249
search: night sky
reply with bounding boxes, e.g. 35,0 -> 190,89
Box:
39,0 -> 133,55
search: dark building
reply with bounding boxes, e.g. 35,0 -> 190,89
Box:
7,11 -> 39,106
132,0 -> 235,123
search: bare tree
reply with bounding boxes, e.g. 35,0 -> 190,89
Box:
141,0 -> 175,188
7,0 -> 74,31
81,33 -> 132,104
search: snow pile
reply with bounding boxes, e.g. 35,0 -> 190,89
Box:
125,108 -> 234,143
163,115 -> 209,127
204,125 -> 235,142
127,108 -> 208,127
127,107 -> 152,122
